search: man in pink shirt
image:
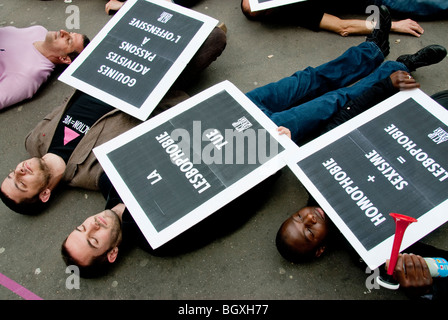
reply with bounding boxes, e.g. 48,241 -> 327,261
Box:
0,26 -> 89,110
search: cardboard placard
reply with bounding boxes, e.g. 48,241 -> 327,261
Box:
94,81 -> 298,249
287,89 -> 448,269
59,0 -> 217,120
248,0 -> 307,12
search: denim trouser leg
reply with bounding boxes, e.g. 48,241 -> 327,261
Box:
272,60 -> 408,142
246,42 -> 384,117
381,0 -> 448,16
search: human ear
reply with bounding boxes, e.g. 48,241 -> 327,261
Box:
107,247 -> 119,263
315,245 -> 326,258
58,55 -> 72,65
39,188 -> 51,203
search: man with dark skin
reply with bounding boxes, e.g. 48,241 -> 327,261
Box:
276,205 -> 330,262
385,240 -> 448,300
275,70 -> 421,263
276,73 -> 448,300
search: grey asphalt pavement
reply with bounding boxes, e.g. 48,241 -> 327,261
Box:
1,0 -> 448,306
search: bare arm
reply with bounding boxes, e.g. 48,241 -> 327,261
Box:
319,13 -> 424,37
392,19 -> 424,37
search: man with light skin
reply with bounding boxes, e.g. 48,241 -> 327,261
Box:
0,26 -> 89,109
0,24 -> 227,215
34,29 -> 87,64
63,203 -> 125,271
2,154 -> 65,206
61,143 -> 286,278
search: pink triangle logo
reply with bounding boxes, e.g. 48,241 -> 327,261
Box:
64,127 -> 80,145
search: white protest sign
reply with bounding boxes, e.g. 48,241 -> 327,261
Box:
286,89 -> 448,269
94,80 -> 298,249
59,0 -> 218,120
248,0 -> 308,12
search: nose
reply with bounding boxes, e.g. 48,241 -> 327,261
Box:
303,212 -> 317,224
59,30 -> 68,37
90,218 -> 100,230
15,166 -> 26,176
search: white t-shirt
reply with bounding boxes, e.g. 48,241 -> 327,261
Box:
0,26 -> 55,110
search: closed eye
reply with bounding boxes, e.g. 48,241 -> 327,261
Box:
74,225 -> 99,249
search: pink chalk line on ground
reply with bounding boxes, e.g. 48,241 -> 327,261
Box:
0,272 -> 43,300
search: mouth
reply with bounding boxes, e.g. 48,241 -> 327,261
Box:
97,216 -> 108,226
315,207 -> 325,221
23,162 -> 33,174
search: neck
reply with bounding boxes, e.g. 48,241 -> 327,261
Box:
33,41 -> 58,64
42,153 -> 66,190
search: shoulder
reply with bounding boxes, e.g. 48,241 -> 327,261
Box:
26,25 -> 48,33
27,25 -> 48,39
0,25 -> 47,34
0,25 -> 48,44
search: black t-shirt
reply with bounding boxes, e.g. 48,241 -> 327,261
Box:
98,170 -> 282,256
48,93 -> 114,163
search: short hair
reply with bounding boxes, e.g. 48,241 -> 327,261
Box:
0,189 -> 47,215
275,209 -> 335,263
60,209 -> 122,278
275,226 -> 316,263
67,34 -> 90,61
61,238 -> 112,278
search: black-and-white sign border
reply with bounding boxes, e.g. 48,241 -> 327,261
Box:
286,89 -> 448,270
59,0 -> 218,121
248,0 -> 308,12
94,80 -> 298,249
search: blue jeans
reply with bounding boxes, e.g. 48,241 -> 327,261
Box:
381,0 -> 448,16
246,42 -> 408,142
